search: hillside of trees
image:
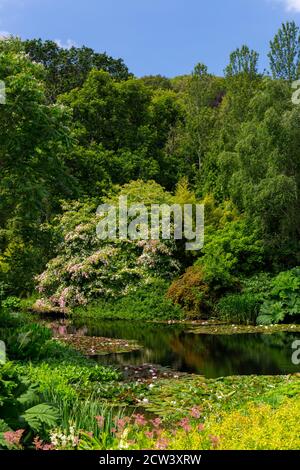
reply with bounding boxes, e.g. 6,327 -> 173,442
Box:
1,22 -> 300,326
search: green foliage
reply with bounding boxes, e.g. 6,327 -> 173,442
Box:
198,218 -> 264,292
1,296 -> 21,310
3,324 -> 52,360
20,361 -> 119,402
257,267 -> 300,325
225,45 -> 259,77
21,404 -> 59,433
268,21 -> 300,80
0,362 -> 58,448
24,39 -> 130,101
216,293 -> 260,324
75,279 -> 183,321
36,182 -> 181,309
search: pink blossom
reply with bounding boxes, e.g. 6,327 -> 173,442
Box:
151,418 -> 162,429
155,438 -> 169,450
145,431 -> 154,439
115,418 -> 127,431
209,435 -> 220,449
134,414 -> 147,427
4,429 -> 24,448
190,407 -> 201,419
95,416 -> 105,428
198,424 -> 205,432
178,418 -> 191,433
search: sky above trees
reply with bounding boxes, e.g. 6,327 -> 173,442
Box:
1,0 -> 300,77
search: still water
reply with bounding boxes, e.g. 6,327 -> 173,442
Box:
70,319 -> 300,378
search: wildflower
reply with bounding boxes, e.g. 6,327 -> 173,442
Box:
134,414 -> 147,427
151,418 -> 162,428
4,429 -> 24,448
33,437 -> 44,450
178,417 -> 191,433
95,416 -> 105,428
209,435 -> 220,449
116,418 -> 127,431
198,424 -> 205,432
145,431 -> 154,439
155,438 -> 169,450
190,407 -> 201,419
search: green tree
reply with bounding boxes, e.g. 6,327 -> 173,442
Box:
23,39 -> 131,101
225,45 -> 259,78
268,21 -> 300,81
0,46 -> 77,292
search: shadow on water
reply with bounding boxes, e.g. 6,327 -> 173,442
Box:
70,319 -> 300,378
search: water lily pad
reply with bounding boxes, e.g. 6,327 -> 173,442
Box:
55,334 -> 142,356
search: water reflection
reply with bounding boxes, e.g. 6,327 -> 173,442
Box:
71,319 -> 300,378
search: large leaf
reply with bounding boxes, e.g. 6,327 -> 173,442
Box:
21,404 -> 59,432
0,419 -> 12,448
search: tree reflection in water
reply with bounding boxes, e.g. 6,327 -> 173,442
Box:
71,319 -> 300,378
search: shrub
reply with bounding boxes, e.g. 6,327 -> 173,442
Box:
216,292 -> 260,324
197,218 -> 264,292
3,324 -> 52,360
75,279 -> 183,321
1,296 -> 21,311
257,267 -> 300,325
0,362 -> 58,449
36,185 -> 181,309
166,266 -> 210,317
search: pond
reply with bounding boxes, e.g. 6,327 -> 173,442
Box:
64,319 -> 300,378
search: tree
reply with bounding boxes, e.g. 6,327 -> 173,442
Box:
0,46 -> 77,292
268,21 -> 300,81
225,45 -> 259,78
23,39 -> 131,101
60,70 -> 182,189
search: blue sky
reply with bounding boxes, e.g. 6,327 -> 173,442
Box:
1,0 -> 300,77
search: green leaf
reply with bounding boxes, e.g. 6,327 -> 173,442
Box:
21,404 -> 59,432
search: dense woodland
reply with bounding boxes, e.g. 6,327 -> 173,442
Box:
1,23 -> 300,325
0,22 -> 300,452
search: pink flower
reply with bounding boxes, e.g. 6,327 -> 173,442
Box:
155,438 -> 169,450
145,431 -> 154,439
33,437 -> 44,450
190,407 -> 201,419
209,435 -> 220,449
95,416 -> 105,428
4,429 -> 24,448
198,424 -> 205,432
178,418 -> 191,433
134,414 -> 147,427
41,443 -> 55,451
115,418 -> 127,431
151,418 -> 162,429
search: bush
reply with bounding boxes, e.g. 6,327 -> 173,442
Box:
0,362 -> 59,449
1,296 -> 21,311
257,267 -> 300,325
3,324 -> 52,360
216,293 -> 260,324
166,266 -> 210,317
197,218 -> 264,293
75,279 -> 183,321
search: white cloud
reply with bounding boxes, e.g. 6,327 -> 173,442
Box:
273,0 -> 300,12
283,0 -> 300,11
55,38 -> 77,50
